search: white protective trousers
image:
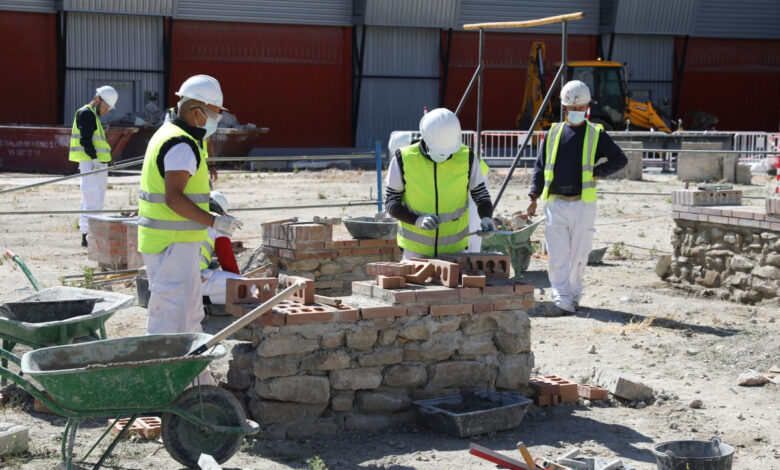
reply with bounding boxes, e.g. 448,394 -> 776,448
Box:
78,160 -> 108,235
201,269 -> 243,305
143,242 -> 216,386
543,198 -> 597,311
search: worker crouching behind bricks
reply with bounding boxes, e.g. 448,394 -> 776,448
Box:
384,108 -> 495,259
201,191 -> 243,308
527,80 -> 627,317
137,74 -> 243,386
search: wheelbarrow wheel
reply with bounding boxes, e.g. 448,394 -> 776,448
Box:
162,385 -> 245,468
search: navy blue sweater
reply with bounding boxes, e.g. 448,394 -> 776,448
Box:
530,123 -> 627,198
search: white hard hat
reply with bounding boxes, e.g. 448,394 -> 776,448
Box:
96,86 -> 118,109
175,74 -> 227,110
209,191 -> 229,214
560,80 -> 591,106
419,108 -> 461,161
388,131 -> 413,156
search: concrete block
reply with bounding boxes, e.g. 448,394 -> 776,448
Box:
609,141 -> 642,180
677,142 -> 725,182
722,154 -> 738,183
0,423 -> 28,456
736,164 -> 752,185
671,189 -> 742,207
592,367 -> 653,401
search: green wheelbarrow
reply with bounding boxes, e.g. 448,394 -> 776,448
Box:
0,280 -> 305,469
480,218 -> 545,279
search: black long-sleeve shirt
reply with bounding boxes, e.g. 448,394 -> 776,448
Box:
76,107 -> 99,159
529,123 -> 627,198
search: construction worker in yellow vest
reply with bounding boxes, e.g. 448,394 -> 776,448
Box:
69,85 -> 117,247
385,108 -> 494,259
138,75 -> 243,386
527,80 -> 627,316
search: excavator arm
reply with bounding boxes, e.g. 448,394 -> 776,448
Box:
516,41 -> 553,130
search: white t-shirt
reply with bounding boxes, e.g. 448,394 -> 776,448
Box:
164,142 -> 197,175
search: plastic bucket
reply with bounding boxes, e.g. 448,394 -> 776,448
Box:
652,437 -> 734,470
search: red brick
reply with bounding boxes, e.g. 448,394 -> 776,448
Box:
359,238 -> 387,247
360,305 -> 407,319
533,395 -> 551,406
472,301 -> 494,313
285,306 -> 335,325
514,283 -> 534,295
492,299 -> 527,311
522,299 -> 534,310
285,275 -> 315,305
543,375 -> 579,403
263,246 -> 280,257
333,305 -> 360,322
427,259 -> 460,287
254,311 -> 287,326
461,273 -> 487,288
430,303 -> 473,316
551,394 -> 560,405
407,304 -> 429,316
415,288 -> 459,302
483,285 -> 515,297
226,278 -> 279,314
377,275 -> 406,289
366,262 -> 414,277
352,246 -> 381,256
338,248 -> 353,257
309,250 -> 338,259
578,384 -> 608,400
108,417 -> 161,440
405,262 -> 435,284
458,287 -> 481,300
379,246 -> 397,255
530,378 -> 559,396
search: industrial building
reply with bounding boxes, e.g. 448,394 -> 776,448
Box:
1,0 -> 778,150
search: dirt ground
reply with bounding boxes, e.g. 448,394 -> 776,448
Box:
0,167 -> 778,470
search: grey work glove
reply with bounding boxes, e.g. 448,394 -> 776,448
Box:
480,217 -> 495,232
213,214 -> 244,236
414,214 -> 440,230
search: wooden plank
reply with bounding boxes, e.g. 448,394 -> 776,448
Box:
463,12 -> 584,30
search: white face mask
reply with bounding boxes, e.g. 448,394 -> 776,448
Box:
198,108 -> 221,139
430,153 -> 450,163
567,110 -> 586,125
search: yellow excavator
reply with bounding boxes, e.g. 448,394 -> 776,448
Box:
516,42 -> 685,133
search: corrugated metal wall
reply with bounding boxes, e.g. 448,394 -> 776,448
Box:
0,11 -> 57,124
65,12 -> 164,124
610,0 -> 693,35
362,0 -> 459,28
62,0 -> 175,16
692,0 -> 780,39
170,21 -> 351,147
608,34 -> 674,114
0,0 -> 55,13
355,26 -> 440,149
174,0 -> 352,26
458,0 -> 600,34
444,32 -> 597,130
676,37 -> 780,131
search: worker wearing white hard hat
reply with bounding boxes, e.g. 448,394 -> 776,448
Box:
527,80 -> 627,316
201,191 -> 243,308
385,108 -> 494,259
69,85 -> 118,247
138,74 -> 242,386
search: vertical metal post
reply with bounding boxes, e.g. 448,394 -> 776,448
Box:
560,20 -> 568,121
375,140 -> 382,213
476,28 -> 485,157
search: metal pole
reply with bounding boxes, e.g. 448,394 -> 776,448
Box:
454,66 -> 481,116
493,65 -> 564,210
375,140 -> 382,213
0,157 -> 145,196
476,28 -> 485,157
560,20 -> 568,122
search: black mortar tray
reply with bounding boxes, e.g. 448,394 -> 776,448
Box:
0,298 -> 100,323
413,391 -> 532,438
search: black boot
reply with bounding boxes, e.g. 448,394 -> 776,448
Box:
81,234 -> 88,247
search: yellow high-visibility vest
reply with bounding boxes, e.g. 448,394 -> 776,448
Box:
540,121 -> 602,202
69,105 -> 111,162
137,121 -> 210,254
397,143 -> 471,256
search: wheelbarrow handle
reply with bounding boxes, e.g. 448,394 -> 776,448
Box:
188,280 -> 307,356
5,249 -> 15,259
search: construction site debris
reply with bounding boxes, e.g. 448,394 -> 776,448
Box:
592,368 -> 653,401
0,422 -> 29,456
737,370 -> 770,386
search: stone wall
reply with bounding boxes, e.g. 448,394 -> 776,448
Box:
261,219 -> 400,296
226,276 -> 535,439
666,191 -> 780,304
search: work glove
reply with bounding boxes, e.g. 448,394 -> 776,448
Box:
415,214 -> 440,230
213,214 -> 244,236
480,217 -> 496,232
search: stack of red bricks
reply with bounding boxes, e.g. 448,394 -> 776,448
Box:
86,215 -> 139,269
261,219 -> 399,261
530,374 -> 608,406
226,275 -> 359,326
351,253 -> 534,317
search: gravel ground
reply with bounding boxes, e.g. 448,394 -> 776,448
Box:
0,167 -> 777,469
